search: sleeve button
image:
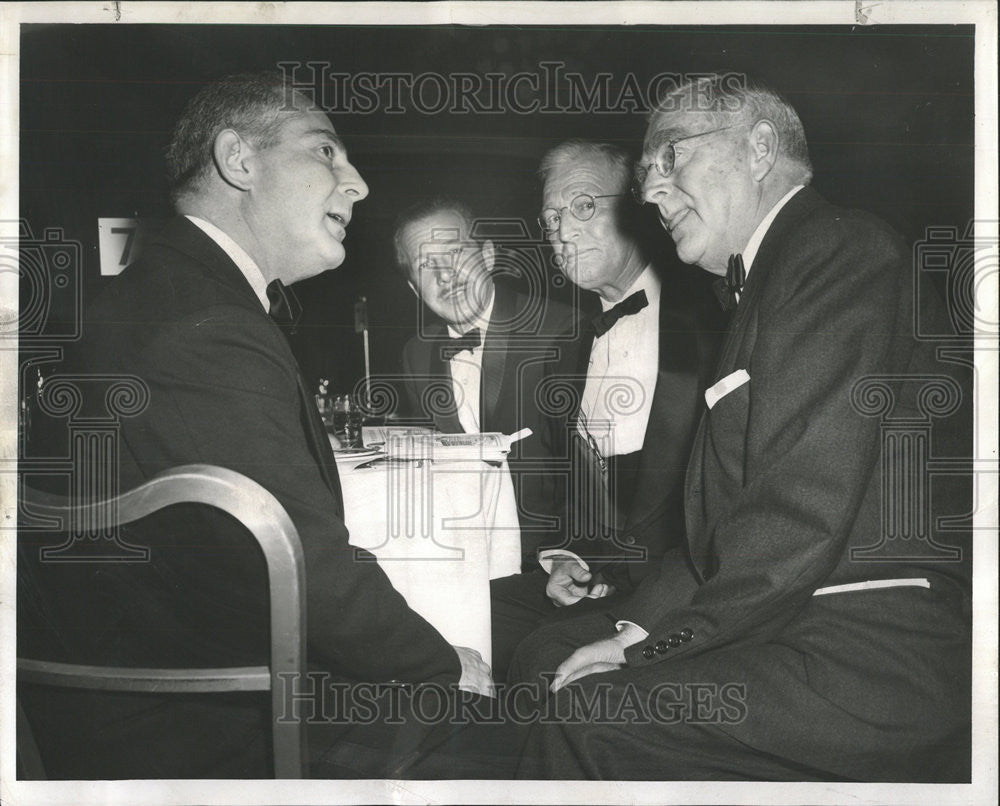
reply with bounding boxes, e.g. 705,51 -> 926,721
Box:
679,628 -> 694,642
667,634 -> 682,647
642,646 -> 655,659
654,641 -> 669,654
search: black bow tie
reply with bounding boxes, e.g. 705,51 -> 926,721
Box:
440,328 -> 482,360
266,279 -> 303,331
591,289 -> 649,338
713,254 -> 745,312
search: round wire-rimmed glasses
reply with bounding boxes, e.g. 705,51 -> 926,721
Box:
631,124 -> 738,202
538,193 -> 626,235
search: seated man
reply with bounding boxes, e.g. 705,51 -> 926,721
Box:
17,71 -> 494,779
511,75 -> 972,782
490,141 -> 724,677
395,198 -> 591,571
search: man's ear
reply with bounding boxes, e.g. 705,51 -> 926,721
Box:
407,279 -> 420,299
480,239 -> 495,272
748,119 -> 779,183
212,129 -> 255,191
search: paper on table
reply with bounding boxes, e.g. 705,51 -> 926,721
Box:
385,429 -> 533,462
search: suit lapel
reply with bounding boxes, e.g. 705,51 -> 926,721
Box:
624,299 -> 695,531
685,186 -> 822,573
423,326 -> 464,433
480,284 -> 514,432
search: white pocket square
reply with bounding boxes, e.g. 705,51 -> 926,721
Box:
705,369 -> 750,409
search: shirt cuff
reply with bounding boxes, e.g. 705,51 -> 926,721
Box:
614,620 -> 649,640
537,550 -> 589,575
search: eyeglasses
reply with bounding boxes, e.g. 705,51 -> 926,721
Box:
631,124 -> 737,202
417,244 -> 471,274
538,193 -> 625,235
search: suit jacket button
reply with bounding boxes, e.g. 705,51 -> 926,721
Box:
667,634 -> 682,647
679,628 -> 694,641
642,646 -> 655,659
654,641 -> 669,654
623,535 -> 636,545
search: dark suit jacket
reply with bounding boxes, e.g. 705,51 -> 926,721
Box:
18,217 -> 460,777
556,264 -> 723,588
618,188 -> 971,726
400,280 -> 591,567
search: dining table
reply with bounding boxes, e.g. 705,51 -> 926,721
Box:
335,446 -> 522,668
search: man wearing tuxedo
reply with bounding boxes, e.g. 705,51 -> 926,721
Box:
489,142 -> 724,678
510,76 -> 972,781
18,72 -> 494,779
396,198 -> 589,571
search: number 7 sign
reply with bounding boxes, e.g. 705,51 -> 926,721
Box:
97,217 -> 161,276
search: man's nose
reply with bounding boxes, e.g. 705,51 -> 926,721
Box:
641,168 -> 670,205
557,213 -> 579,242
434,264 -> 456,284
337,162 -> 369,201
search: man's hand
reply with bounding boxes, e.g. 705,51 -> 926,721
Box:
454,645 -> 496,698
550,624 -> 646,692
546,557 -> 615,607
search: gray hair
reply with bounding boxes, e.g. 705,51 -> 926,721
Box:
538,140 -> 633,193
165,71 -> 311,205
652,74 -> 812,183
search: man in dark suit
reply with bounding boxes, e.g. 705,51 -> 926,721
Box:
395,198 -> 589,570
489,142 -> 723,678
18,71 -> 495,779
510,76 -> 971,781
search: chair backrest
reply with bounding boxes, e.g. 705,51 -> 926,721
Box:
17,463 -> 307,778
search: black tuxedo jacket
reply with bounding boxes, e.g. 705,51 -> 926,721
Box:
557,265 -> 724,587
400,280 -> 590,566
18,217 -> 460,776
620,187 -> 971,671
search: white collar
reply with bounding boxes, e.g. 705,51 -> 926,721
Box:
446,283 -> 496,340
600,264 -> 660,311
741,185 -> 805,275
185,215 -> 271,312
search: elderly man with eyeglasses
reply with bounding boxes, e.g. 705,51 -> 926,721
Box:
505,76 -> 971,783
489,140 -> 723,680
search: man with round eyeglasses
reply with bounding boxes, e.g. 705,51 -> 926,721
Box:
508,76 -> 970,782
489,139 -> 724,681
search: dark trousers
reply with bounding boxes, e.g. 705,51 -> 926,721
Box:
506,584 -> 971,781
490,569 -> 630,683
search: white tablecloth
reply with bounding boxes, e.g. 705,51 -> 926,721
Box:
337,455 -> 521,666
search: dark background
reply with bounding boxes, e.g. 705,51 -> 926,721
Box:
19,23 -> 975,392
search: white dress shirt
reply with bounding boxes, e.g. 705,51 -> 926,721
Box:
185,215 -> 270,312
576,265 -> 661,458
445,288 -> 495,434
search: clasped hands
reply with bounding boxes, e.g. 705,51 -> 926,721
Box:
545,556 -> 616,606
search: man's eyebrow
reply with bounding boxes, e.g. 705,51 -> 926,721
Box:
643,127 -> 685,152
305,128 -> 346,150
